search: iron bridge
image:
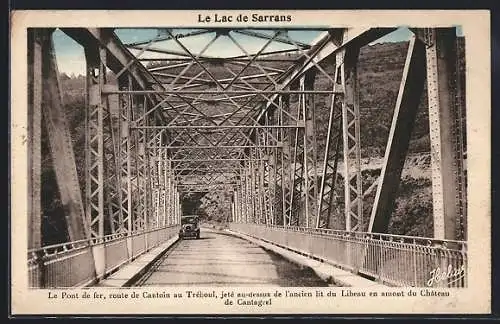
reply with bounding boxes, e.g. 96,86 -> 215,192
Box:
27,26 -> 467,288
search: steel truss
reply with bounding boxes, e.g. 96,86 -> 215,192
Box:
29,26 -> 467,261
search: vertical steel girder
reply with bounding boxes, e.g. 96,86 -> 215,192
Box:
164,156 -> 171,225
164,155 -> 170,226
339,47 -> 363,232
145,127 -> 156,229
268,110 -> 279,225
454,34 -> 467,240
301,73 -> 319,229
150,130 -> 160,229
242,176 -> 249,223
232,190 -> 237,222
239,174 -> 246,223
289,87 -> 305,226
130,99 -> 141,231
257,146 -> 268,224
85,46 -> 105,238
424,28 -> 464,240
134,98 -> 149,230
169,161 -> 176,225
86,46 -> 124,238
119,75 -> 133,233
245,164 -> 254,223
156,143 -> 167,228
235,188 -> 239,223
41,29 -> 88,241
317,66 -> 343,229
280,95 -> 292,226
103,86 -> 123,234
251,150 -> 260,224
239,187 -> 243,223
175,190 -> 181,224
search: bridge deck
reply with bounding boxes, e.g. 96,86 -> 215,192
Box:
136,230 -> 331,287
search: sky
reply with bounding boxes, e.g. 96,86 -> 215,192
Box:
52,26 -> 464,76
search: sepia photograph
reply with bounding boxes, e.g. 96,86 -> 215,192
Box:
11,10 -> 491,315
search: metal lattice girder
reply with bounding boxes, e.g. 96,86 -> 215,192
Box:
232,190 -> 237,222
235,188 -> 241,223
266,110 -> 279,225
238,175 -> 246,223
158,145 -> 167,227
288,86 -> 306,227
102,84 -> 123,234
301,72 -> 319,229
176,190 -> 181,224
39,29 -> 89,242
97,29 -> 399,223
422,28 -> 464,240
242,176 -> 249,223
155,29 -> 285,132
162,158 -> 168,223
66,27 -> 469,236
151,126 -> 289,151
250,160 -> 257,224
279,95 -> 293,226
258,156 -> 266,225
165,158 -> 173,225
258,148 -> 269,225
317,66 -> 343,229
236,188 -> 243,223
245,164 -> 254,223
134,98 -> 150,230
453,31 -> 467,240
129,84 -> 141,231
254,136 -> 265,224
85,45 -> 107,239
263,28 -> 396,113
144,127 -> 154,230
231,199 -> 235,223
368,35 -> 427,233
339,45 -> 363,232
150,130 -> 160,229
249,156 -> 259,224
119,75 -> 133,233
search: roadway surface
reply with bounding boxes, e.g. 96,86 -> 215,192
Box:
137,229 -> 330,287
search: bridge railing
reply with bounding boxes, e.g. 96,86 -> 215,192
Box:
27,225 -> 180,288
229,223 -> 467,288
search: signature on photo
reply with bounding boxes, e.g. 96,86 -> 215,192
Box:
426,264 -> 466,287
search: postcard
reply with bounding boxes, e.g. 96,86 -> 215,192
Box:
10,9 -> 491,315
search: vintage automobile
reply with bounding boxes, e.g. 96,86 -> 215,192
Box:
179,215 -> 200,239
